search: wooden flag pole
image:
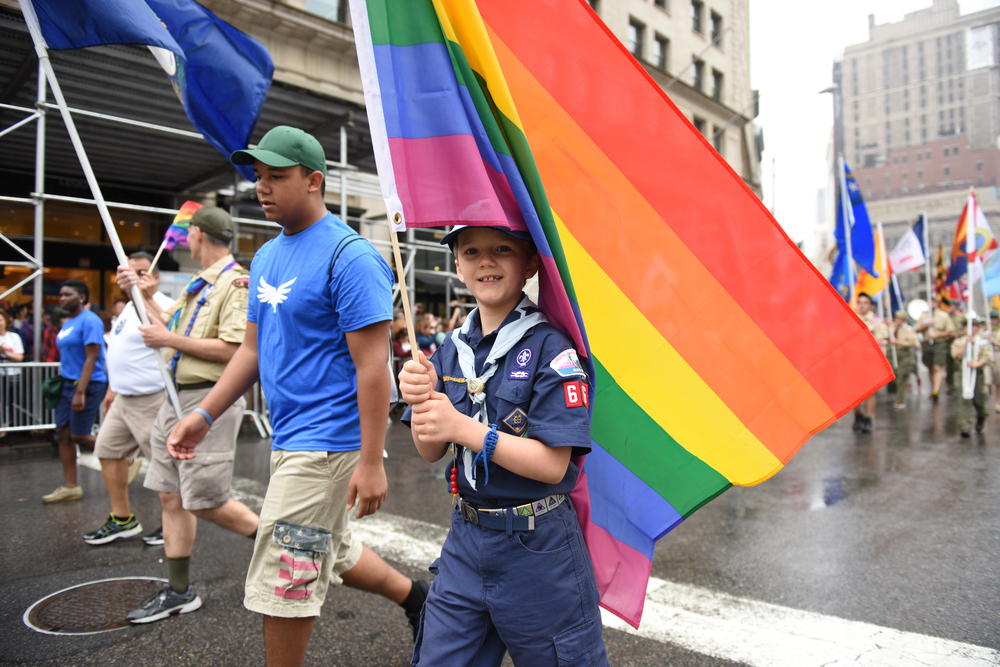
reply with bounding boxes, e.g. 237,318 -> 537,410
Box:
148,238 -> 168,275
390,213 -> 420,362
877,222 -> 897,367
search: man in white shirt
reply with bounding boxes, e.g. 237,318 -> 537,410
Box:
83,251 -> 177,545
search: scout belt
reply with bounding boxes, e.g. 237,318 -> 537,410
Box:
459,494 -> 566,532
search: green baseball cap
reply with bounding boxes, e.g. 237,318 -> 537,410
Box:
231,126 -> 327,175
190,207 -> 235,243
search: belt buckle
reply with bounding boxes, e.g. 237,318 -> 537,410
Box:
461,501 -> 479,525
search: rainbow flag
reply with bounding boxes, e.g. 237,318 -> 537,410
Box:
352,0 -> 893,627
163,200 -> 202,250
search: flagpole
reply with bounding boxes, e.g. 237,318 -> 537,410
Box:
922,211 -> 931,303
21,0 -> 183,421
838,154 -> 855,304
390,213 -> 419,363
878,222 -> 898,367
148,238 -> 168,275
981,273 -> 992,338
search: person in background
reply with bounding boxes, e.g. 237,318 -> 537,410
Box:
0,310 -> 24,443
952,315 -> 993,437
889,311 -> 918,410
110,298 -> 127,327
415,313 -> 437,356
854,292 -> 887,433
44,279 -> 108,504
41,307 -> 67,363
14,302 -> 33,359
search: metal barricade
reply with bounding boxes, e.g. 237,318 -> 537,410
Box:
0,362 -> 60,431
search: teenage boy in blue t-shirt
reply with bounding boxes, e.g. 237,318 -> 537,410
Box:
398,225 -> 608,666
166,126 -> 429,667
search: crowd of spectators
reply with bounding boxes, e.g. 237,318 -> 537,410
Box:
391,301 -> 468,361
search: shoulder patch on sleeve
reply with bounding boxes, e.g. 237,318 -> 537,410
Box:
231,277 -> 249,289
549,349 -> 587,379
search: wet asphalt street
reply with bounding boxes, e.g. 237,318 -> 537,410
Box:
1,383 -> 999,666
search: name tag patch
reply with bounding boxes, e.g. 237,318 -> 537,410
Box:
563,381 -> 588,408
502,407 -> 528,435
508,369 -> 530,380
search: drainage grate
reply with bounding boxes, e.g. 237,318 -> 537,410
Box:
24,577 -> 167,635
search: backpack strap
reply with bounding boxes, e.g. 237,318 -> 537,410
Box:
328,233 -> 368,284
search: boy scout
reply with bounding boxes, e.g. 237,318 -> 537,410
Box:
889,311 -> 918,409
952,315 -> 994,437
116,207 -> 259,623
916,296 -> 957,401
854,292 -> 888,433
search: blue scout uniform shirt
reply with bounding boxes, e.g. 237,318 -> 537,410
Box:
403,300 -> 592,507
56,309 -> 107,382
248,212 -> 394,452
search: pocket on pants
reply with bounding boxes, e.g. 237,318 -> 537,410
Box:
553,615 -> 607,666
272,521 -> 331,601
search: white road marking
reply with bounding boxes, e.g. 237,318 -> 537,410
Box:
78,455 -> 1000,666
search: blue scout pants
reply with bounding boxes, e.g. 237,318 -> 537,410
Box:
413,499 -> 608,666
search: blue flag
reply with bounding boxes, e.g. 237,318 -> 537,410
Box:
984,247 -> 1000,297
25,0 -> 272,181
830,160 -> 877,295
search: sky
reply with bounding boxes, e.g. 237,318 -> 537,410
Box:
749,0 -> 1000,258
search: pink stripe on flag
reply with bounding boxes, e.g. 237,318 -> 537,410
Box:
388,135 -> 528,230
278,569 -> 318,587
274,586 -> 313,600
279,553 -> 321,572
569,463 -> 652,628
537,254 -> 586,357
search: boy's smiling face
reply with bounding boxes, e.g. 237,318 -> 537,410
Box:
454,227 -> 539,320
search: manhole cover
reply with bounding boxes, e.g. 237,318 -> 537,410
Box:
24,577 -> 167,635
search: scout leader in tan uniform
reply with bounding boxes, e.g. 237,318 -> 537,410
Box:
115,207 -> 259,624
951,315 -> 994,437
853,292 -> 888,433
889,311 -> 919,409
916,296 -> 958,401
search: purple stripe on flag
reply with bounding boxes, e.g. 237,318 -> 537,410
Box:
388,135 -> 527,230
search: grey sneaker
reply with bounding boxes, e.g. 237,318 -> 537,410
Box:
126,584 -> 201,624
83,514 -> 142,545
142,527 -> 164,546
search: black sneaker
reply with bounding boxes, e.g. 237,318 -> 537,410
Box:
852,413 -> 863,433
126,584 -> 201,624
83,514 -> 142,545
142,527 -> 164,546
861,417 -> 873,434
402,579 -> 430,640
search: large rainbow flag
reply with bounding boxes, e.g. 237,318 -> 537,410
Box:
352,0 -> 893,627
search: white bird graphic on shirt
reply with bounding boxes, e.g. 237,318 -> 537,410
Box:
258,277 -> 296,313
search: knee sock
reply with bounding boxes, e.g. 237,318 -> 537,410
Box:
167,556 -> 191,594
399,580 -> 424,613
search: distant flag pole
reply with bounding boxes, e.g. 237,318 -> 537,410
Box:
878,222 -> 897,367
923,211 -> 932,303
20,0 -> 183,420
149,200 -> 202,274
839,155 -> 856,304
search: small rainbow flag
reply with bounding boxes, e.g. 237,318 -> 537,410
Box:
163,200 -> 202,250
352,0 -> 893,627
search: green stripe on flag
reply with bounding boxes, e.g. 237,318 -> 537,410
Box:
591,357 -> 732,518
367,0 -> 443,46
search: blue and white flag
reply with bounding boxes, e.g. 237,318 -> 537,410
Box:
889,215 -> 926,274
23,0 -> 273,181
830,159 -> 877,296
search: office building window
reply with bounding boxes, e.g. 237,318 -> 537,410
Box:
693,116 -> 707,135
902,153 -> 908,164
654,34 -> 669,70
305,0 -> 347,22
917,169 -> 923,179
628,19 -> 645,58
944,146 -> 949,156
711,11 -> 723,45
978,160 -> 984,172
654,0 -> 667,10
711,69 -> 723,101
944,165 -> 951,177
917,151 -> 922,161
588,0 -> 599,10
691,0 -> 703,34
713,127 -> 724,155
884,173 -> 891,184
692,57 -> 704,90
953,144 -> 959,155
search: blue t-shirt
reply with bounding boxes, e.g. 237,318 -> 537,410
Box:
56,309 -> 107,383
403,302 -> 592,507
248,213 -> 394,452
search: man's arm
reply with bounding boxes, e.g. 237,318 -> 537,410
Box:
166,322 -> 261,460
345,320 -> 391,519
138,314 -> 239,363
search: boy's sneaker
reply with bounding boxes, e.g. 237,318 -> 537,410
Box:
142,527 -> 164,546
126,584 -> 201,624
42,485 -> 82,504
83,514 -> 142,545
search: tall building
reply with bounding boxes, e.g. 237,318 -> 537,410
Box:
833,0 -> 1000,301
590,0 -> 762,195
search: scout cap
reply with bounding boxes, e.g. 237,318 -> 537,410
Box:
440,225 -> 533,251
954,313 -> 967,326
230,126 -> 326,175
893,310 -> 907,320
190,207 -> 235,243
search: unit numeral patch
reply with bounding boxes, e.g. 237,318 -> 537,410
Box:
564,381 -> 588,408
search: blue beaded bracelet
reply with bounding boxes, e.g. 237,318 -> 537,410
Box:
472,424 -> 499,487
193,407 -> 214,428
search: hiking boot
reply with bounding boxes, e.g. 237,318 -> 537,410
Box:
126,584 -> 201,624
142,527 -> 164,546
42,485 -> 82,504
83,514 -> 142,545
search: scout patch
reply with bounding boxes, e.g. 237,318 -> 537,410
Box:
515,348 -> 532,368
564,381 -> 584,408
550,349 -> 586,379
508,369 -> 530,380
502,407 -> 528,435
232,277 -> 250,289
442,376 -> 467,384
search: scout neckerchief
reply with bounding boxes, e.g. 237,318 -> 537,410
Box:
167,260 -> 240,382
450,294 -> 546,490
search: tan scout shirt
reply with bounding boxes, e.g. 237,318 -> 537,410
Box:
932,308 -> 957,338
951,333 -> 995,364
892,323 -> 918,349
860,311 -> 889,351
161,255 -> 249,385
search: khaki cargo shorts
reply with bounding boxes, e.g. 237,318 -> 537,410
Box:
143,387 -> 246,511
94,390 -> 164,460
244,449 -> 363,618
